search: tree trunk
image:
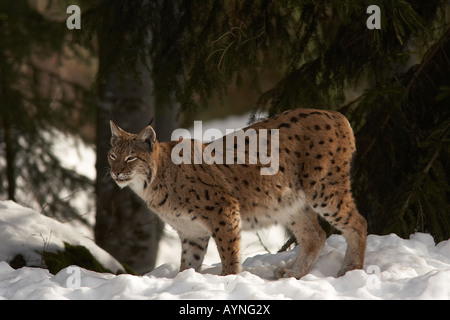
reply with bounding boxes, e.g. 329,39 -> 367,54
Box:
95,57 -> 163,275
2,116 -> 16,202
154,102 -> 179,142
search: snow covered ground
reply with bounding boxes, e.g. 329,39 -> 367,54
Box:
1,200 -> 450,299
0,200 -> 122,273
1,113 -> 450,300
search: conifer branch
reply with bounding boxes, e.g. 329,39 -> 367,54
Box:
405,26 -> 450,93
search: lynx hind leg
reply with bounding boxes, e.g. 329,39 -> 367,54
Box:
275,205 -> 326,279
315,192 -> 367,277
335,200 -> 367,277
179,235 -> 210,272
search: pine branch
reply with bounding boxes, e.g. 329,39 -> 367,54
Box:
359,26 -> 450,159
405,26 -> 450,93
400,129 -> 449,216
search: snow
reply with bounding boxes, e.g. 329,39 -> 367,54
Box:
1,112 -> 450,300
0,200 -> 122,274
1,200 -> 450,299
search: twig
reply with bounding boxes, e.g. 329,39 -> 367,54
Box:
278,236 -> 296,253
256,232 -> 271,254
217,41 -> 236,71
33,231 -> 53,268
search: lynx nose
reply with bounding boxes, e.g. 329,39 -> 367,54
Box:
111,170 -> 123,180
111,169 -> 130,181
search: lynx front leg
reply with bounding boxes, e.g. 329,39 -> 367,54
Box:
179,235 -> 210,272
210,206 -> 242,276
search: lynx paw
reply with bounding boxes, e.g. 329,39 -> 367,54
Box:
337,263 -> 362,277
274,266 -> 307,280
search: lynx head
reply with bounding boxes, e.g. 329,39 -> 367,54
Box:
108,121 -> 158,189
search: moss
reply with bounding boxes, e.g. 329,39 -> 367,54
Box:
119,262 -> 137,275
42,242 -> 123,275
9,254 -> 27,269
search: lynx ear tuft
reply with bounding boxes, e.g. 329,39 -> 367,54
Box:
138,125 -> 156,150
110,120 -> 125,146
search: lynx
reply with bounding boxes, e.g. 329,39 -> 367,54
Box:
108,108 -> 367,279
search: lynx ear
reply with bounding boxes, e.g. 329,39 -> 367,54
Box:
138,125 -> 156,150
110,120 -> 125,146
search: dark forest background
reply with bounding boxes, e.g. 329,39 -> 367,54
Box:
1,0 -> 449,274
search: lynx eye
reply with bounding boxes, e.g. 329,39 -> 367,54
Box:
109,153 -> 117,161
126,156 -> 137,163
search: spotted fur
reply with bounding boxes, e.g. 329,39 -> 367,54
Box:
108,108 -> 367,278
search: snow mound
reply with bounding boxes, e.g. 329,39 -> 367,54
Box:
0,200 -> 122,273
0,200 -> 449,299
